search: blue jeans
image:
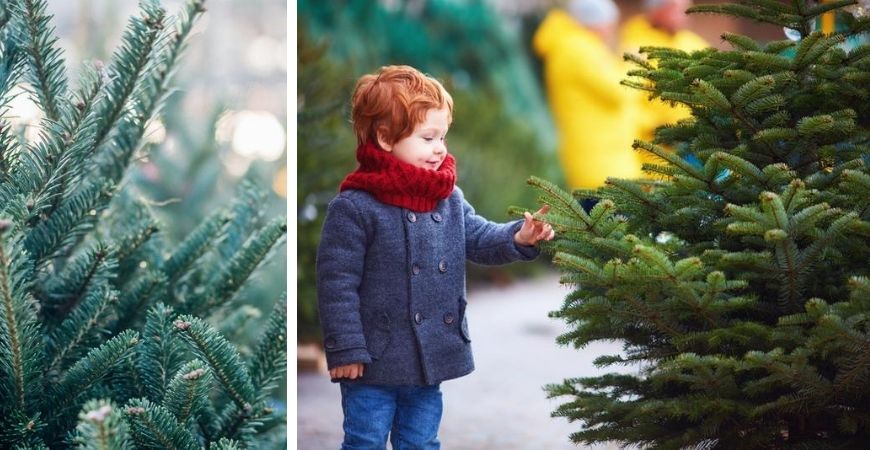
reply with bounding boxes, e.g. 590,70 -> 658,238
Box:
340,382 -> 442,450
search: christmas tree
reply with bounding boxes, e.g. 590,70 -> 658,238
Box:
0,0 -> 286,447
519,1 -> 870,447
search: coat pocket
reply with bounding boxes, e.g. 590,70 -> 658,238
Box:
458,296 -> 471,343
365,310 -> 392,360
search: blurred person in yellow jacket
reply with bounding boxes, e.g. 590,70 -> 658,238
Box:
533,0 -> 643,191
620,0 -> 708,147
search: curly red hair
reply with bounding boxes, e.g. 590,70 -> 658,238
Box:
351,65 -> 453,147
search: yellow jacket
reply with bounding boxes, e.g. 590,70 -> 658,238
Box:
533,10 -> 642,190
620,15 -> 708,143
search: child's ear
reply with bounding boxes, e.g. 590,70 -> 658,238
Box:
376,129 -> 393,152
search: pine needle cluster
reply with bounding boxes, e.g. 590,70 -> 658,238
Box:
0,0 -> 287,447
522,1 -> 869,447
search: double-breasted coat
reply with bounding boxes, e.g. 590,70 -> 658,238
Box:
316,187 -> 539,385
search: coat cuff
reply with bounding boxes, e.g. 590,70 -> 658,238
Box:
509,220 -> 541,261
323,333 -> 372,369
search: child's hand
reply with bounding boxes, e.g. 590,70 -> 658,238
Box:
514,205 -> 555,246
330,363 -> 365,380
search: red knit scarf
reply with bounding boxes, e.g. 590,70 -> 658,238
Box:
339,141 -> 456,212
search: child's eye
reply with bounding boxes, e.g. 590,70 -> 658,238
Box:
423,137 -> 434,142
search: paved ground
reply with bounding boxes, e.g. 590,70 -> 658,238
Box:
297,272 -> 635,449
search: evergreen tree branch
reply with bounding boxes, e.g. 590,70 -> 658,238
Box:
72,399 -> 133,450
46,281 -> 116,373
138,303 -> 186,404
53,329 -> 139,408
173,315 -> 255,411
162,359 -> 212,424
124,398 -> 199,450
188,217 -> 286,315
163,209 -> 229,284
110,271 -> 167,335
14,0 -> 67,122
22,180 -> 113,267
212,294 -> 286,440
0,224 -> 43,415
88,1 -> 166,153
93,0 -> 207,185
212,438 -> 241,450
38,241 -> 116,321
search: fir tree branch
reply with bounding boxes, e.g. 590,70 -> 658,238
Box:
124,398 -> 199,450
22,180 -> 113,267
237,294 -> 287,434
53,329 -> 140,408
111,271 -> 167,335
93,0 -> 207,185
163,209 -> 229,284
88,1 -> 166,153
114,221 -> 159,265
212,438 -> 242,450
38,241 -> 116,321
15,0 -> 67,122
0,224 -> 43,415
162,360 -> 212,424
73,399 -> 133,450
138,303 -> 185,403
173,315 -> 255,411
188,217 -> 286,315
46,280 -> 116,373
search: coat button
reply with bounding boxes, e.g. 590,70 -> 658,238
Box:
324,338 -> 336,350
438,260 -> 447,273
443,313 -> 455,324
412,265 -> 420,275
432,213 -> 442,222
414,312 -> 423,324
407,212 -> 417,222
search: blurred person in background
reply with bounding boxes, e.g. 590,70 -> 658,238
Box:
533,0 -> 643,194
620,0 -> 708,145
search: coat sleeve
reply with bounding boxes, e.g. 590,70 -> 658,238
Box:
316,195 -> 373,369
461,194 -> 540,265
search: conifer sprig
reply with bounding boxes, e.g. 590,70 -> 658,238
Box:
88,1 -> 166,154
124,398 -> 199,450
46,280 -> 116,372
162,360 -> 212,425
138,304 -> 185,403
188,217 -> 287,315
173,315 -> 255,411
0,225 -> 43,415
53,329 -> 140,408
72,399 -> 133,450
249,294 -> 287,397
163,209 -> 229,283
15,0 -> 67,122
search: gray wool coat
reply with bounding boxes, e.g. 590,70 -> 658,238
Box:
316,186 -> 539,386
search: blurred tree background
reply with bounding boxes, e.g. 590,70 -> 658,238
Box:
297,0 -> 565,342
36,0 -> 288,407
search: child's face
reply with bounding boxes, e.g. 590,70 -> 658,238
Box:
381,107 -> 450,171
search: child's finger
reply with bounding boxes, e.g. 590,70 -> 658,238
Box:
535,205 -> 550,216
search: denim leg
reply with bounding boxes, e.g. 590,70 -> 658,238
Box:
389,384 -> 443,450
340,383 -> 397,450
